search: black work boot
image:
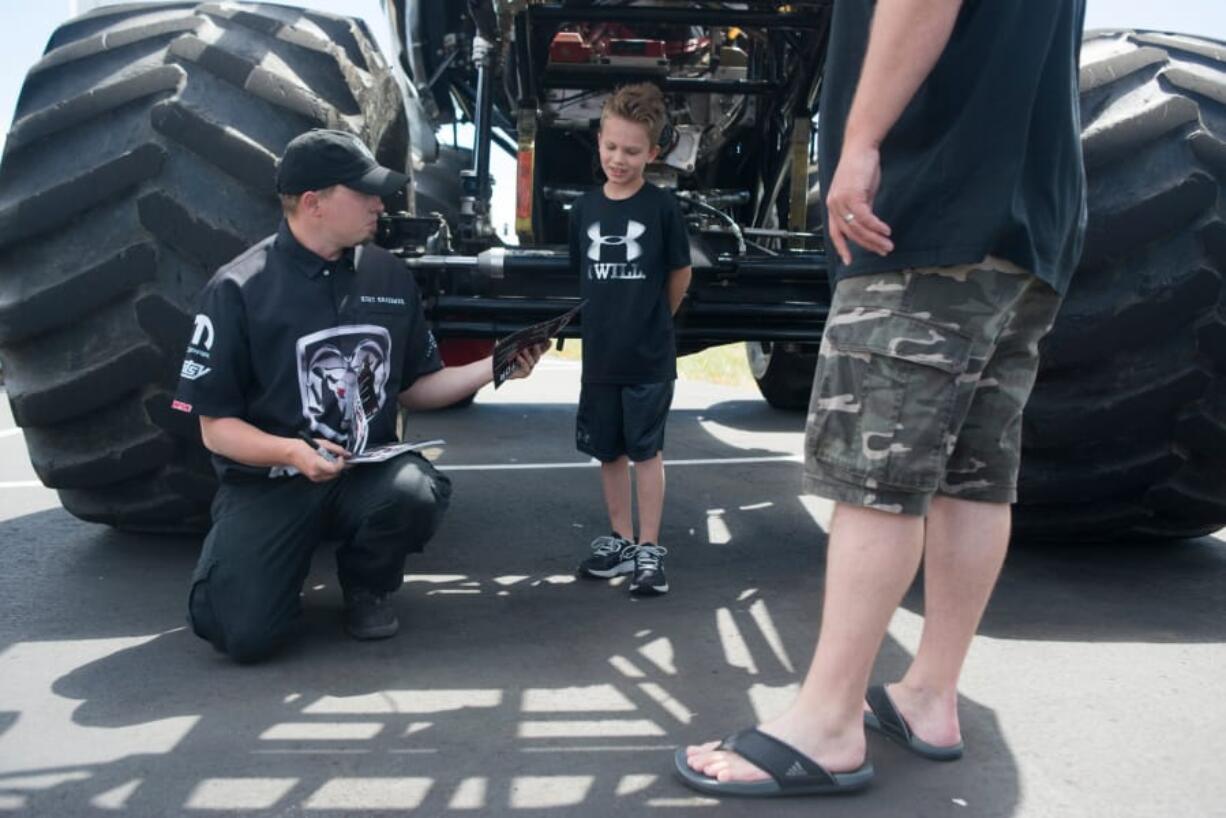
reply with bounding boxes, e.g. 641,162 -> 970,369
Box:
343,588 -> 400,640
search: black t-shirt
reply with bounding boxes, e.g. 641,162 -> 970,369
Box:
173,220 -> 443,481
819,0 -> 1087,294
569,182 -> 692,383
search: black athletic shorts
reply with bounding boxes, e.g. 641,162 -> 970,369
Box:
576,381 -> 675,463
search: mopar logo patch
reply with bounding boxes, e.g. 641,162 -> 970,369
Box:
191,314 -> 215,349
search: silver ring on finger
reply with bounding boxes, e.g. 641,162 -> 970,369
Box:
842,212 -> 856,224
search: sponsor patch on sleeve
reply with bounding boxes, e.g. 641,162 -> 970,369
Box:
180,360 -> 211,380
171,399 -> 193,413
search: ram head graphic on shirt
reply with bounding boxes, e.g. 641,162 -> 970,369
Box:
296,325 -> 392,454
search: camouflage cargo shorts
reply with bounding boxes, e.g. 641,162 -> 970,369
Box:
803,258 -> 1063,516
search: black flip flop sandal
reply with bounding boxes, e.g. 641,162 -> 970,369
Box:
864,685 -> 964,761
673,727 -> 874,798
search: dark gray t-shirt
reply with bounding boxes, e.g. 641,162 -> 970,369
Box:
819,0 -> 1087,294
569,183 -> 691,383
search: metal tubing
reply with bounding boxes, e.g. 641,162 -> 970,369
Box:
542,74 -> 779,95
473,44 -> 495,200
435,321 -> 824,343
405,249 -> 826,279
530,5 -> 824,29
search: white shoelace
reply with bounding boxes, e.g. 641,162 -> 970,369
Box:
622,544 -> 667,573
589,535 -> 628,556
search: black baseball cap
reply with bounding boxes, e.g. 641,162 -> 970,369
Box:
275,129 -> 409,196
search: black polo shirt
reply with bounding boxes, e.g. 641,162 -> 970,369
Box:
818,0 -> 1087,294
173,220 -> 443,481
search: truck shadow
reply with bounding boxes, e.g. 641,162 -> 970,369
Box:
0,512 -> 1016,816
692,398 -> 1226,644
1,394 -> 1219,814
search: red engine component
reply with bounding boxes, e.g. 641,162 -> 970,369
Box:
548,24 -> 711,67
587,23 -> 709,59
549,31 -> 594,64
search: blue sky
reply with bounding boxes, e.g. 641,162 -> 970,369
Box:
1,0 -> 1224,219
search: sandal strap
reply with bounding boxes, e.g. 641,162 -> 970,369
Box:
720,727 -> 835,789
866,685 -> 912,741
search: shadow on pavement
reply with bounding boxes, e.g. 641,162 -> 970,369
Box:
7,397 -> 1218,814
698,399 -> 1226,645
980,535 -> 1226,642
0,508 -> 1017,816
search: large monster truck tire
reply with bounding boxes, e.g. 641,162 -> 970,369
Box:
1014,30 -> 1226,541
748,178 -> 823,411
415,144 -> 472,232
0,3 -> 409,532
747,342 -> 816,411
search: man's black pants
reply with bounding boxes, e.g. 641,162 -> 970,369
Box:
187,453 -> 452,663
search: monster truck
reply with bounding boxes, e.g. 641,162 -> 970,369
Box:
0,1 -> 1222,541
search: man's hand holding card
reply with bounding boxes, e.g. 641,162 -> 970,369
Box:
492,300 -> 586,388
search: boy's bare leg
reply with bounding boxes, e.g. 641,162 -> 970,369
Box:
600,457 -> 634,539
882,495 -> 1010,746
686,502 -> 924,781
633,453 -> 665,544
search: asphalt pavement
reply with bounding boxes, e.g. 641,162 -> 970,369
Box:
1,358 -> 1224,817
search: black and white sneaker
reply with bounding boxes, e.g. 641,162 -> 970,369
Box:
626,543 -> 669,596
578,533 -> 635,578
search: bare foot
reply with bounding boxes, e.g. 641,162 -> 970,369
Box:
684,717 -> 866,784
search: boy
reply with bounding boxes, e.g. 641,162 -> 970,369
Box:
570,83 -> 693,596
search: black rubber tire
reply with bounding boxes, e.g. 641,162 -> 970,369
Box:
414,144 -> 473,231
0,2 -> 409,532
1014,30 -> 1226,541
749,171 -> 823,411
747,342 -> 816,411
414,145 -> 479,411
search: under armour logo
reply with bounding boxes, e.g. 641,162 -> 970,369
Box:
588,220 -> 645,262
190,314 -> 214,350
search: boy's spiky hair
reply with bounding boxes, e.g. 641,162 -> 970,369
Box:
600,82 -> 667,146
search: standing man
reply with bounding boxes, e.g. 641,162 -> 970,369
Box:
174,129 -> 545,664
678,0 -> 1086,797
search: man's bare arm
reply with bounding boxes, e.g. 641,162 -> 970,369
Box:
398,344 -> 547,411
398,358 -> 496,411
826,0 -> 963,263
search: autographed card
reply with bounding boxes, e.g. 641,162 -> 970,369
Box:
492,300 -> 586,388
347,439 -> 445,464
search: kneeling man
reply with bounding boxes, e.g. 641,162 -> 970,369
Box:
173,129 -> 543,663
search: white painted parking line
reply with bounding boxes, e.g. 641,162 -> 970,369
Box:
439,455 -> 800,472
0,456 -> 798,489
